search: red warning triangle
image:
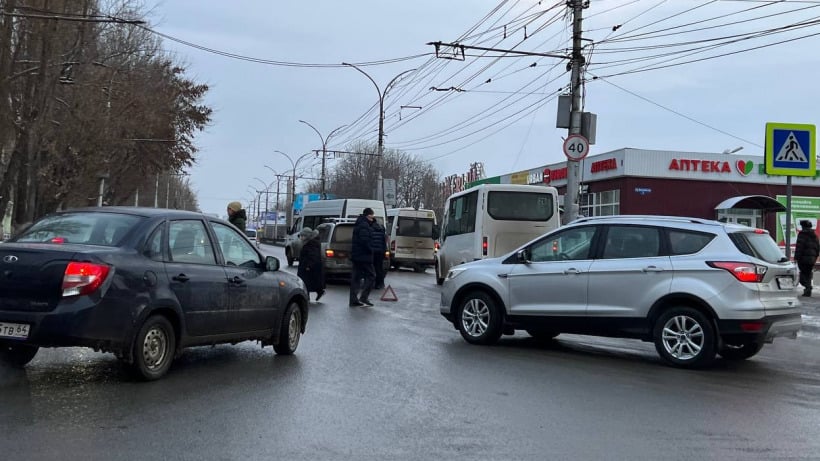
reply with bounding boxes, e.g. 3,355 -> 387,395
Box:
380,285 -> 398,302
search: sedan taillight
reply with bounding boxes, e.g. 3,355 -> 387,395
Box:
62,262 -> 110,297
707,261 -> 766,283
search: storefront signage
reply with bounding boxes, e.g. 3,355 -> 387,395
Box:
634,187 -> 652,195
668,159 -> 731,173
590,158 -> 617,173
543,167 -> 567,184
736,160 -> 754,176
527,171 -> 543,184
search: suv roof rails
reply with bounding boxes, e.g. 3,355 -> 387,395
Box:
571,215 -> 716,225
321,217 -> 358,224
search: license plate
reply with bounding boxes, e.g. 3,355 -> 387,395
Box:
0,322 -> 30,339
777,276 -> 795,290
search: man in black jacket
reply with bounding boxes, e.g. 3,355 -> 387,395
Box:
795,219 -> 820,297
349,208 -> 376,307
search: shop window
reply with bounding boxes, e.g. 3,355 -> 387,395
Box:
581,189 -> 620,217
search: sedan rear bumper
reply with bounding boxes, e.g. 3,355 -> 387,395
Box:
0,296 -> 140,352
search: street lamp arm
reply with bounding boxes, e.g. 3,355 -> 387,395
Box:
273,150 -> 296,170
326,124 -> 348,145
299,120 -> 323,145
342,62 -> 381,98
384,68 -> 417,100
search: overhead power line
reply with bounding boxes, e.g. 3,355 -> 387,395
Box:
138,26 -> 432,68
589,73 -> 762,147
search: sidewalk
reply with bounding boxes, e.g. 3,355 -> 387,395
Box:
796,273 -> 820,337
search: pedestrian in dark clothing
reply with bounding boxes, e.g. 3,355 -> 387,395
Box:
227,201 -> 247,230
371,220 -> 388,290
795,219 -> 819,297
350,208 -> 376,307
296,227 -> 325,301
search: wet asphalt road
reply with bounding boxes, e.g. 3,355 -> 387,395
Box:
2,243 -> 820,460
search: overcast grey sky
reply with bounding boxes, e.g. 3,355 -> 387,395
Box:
148,0 -> 820,216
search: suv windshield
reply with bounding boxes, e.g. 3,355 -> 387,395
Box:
13,212 -> 144,246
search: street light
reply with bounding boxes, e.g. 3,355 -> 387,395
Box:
273,150 -> 316,228
253,177 -> 269,230
264,165 -> 288,242
722,146 -> 744,154
341,63 -> 416,201
298,120 -> 347,197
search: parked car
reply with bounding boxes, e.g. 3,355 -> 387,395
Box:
440,215 -> 802,368
245,227 -> 259,246
316,220 -> 389,281
0,207 -> 309,380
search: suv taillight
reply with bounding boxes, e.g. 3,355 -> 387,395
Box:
707,261 -> 766,283
62,262 -> 110,297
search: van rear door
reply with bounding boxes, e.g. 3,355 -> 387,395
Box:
392,212 -> 437,267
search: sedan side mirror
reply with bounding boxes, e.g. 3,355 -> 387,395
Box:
265,256 -> 280,271
516,249 -> 531,264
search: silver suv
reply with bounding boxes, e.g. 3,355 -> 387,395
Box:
440,215 -> 803,368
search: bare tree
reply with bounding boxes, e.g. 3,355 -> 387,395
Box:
324,141 -> 444,215
0,0 -> 211,228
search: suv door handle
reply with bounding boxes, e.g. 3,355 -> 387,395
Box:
172,274 -> 189,282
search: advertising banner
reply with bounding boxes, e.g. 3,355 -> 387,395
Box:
775,195 -> 820,246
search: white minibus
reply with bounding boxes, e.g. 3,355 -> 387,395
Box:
385,208 -> 438,272
435,184 -> 560,284
285,198 -> 386,266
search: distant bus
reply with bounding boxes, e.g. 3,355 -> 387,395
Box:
435,184 -> 560,285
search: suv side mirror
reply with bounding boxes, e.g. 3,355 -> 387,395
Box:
265,256 -> 280,271
432,224 -> 440,240
516,249 -> 531,264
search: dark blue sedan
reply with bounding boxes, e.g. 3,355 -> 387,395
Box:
0,207 -> 309,380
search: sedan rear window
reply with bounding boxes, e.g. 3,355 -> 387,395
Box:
13,212 -> 143,246
729,230 -> 787,263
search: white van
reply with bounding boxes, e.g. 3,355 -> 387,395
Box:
435,184 -> 560,284
385,208 -> 438,273
285,198 -> 386,266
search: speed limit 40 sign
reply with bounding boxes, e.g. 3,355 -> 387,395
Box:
563,134 -> 589,161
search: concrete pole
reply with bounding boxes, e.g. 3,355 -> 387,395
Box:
563,0 -> 586,225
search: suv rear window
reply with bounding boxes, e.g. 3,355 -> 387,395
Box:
13,212 -> 143,246
332,225 -> 354,243
729,230 -> 786,263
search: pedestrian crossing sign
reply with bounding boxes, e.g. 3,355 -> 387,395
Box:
765,122 -> 816,176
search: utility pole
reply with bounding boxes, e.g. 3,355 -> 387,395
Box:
563,0 -> 587,224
